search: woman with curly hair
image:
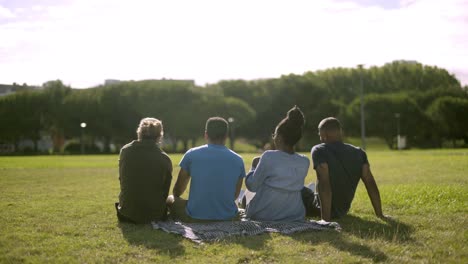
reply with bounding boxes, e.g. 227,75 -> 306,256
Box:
245,106 -> 309,222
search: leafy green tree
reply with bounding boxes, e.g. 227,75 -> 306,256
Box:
346,93 -> 430,148
97,83 -> 141,148
0,90 -> 44,152
0,94 -> 22,150
1,62 -> 466,154
426,96 -> 468,146
41,80 -> 72,153
413,87 -> 468,110
18,91 -> 44,152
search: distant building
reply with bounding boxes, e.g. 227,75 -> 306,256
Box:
390,60 -> 419,65
104,78 -> 195,87
104,79 -> 121,85
0,84 -> 14,97
159,78 -> 195,88
0,83 -> 42,97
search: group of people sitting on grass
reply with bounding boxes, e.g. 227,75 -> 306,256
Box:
115,106 -> 386,224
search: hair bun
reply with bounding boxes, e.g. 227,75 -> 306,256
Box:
287,105 -> 305,127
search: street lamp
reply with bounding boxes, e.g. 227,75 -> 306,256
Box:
395,113 -> 401,150
228,117 -> 235,151
80,122 -> 87,155
358,64 -> 366,150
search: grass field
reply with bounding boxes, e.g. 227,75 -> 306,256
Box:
0,149 -> 467,263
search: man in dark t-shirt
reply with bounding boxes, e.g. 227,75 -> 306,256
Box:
309,117 -> 386,221
116,118 -> 172,224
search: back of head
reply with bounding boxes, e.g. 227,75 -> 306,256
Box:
205,117 -> 229,141
137,118 -> 164,141
318,117 -> 341,133
276,105 -> 305,146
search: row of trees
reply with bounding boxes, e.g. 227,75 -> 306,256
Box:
210,61 -> 468,149
1,61 -> 467,153
0,80 -> 256,153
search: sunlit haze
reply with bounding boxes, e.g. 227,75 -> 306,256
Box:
1,0 -> 467,88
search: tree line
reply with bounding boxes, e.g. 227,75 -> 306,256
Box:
1,61 -> 467,154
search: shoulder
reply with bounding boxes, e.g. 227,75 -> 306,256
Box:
344,143 -> 365,153
293,153 -> 310,166
260,150 -> 296,164
311,143 -> 326,151
262,150 -> 277,156
345,143 -> 368,161
227,149 -> 244,162
260,150 -> 278,160
192,144 -> 209,152
311,143 -> 327,155
222,147 -> 244,167
160,151 -> 172,164
120,140 -> 136,153
184,144 -> 208,156
296,152 -> 310,161
343,142 -> 358,149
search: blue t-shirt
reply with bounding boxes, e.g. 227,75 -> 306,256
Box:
179,144 -> 246,220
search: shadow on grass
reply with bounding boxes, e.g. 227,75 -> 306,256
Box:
228,233 -> 272,250
118,222 -> 185,257
340,214 -> 414,242
293,228 -> 388,262
293,215 -> 414,262
118,214 -> 413,262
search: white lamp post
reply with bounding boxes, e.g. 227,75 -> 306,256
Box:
358,64 -> 366,150
80,122 -> 87,154
228,117 -> 235,150
395,113 -> 401,150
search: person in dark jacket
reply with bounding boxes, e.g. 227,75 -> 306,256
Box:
116,117 -> 172,224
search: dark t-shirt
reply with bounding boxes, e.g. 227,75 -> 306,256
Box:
311,141 -> 368,218
118,140 -> 172,223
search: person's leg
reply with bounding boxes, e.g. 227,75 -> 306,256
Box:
115,202 -> 136,224
166,195 -> 193,222
236,189 -> 246,208
311,192 -> 322,217
236,189 -> 253,209
167,195 -> 241,222
301,187 -> 321,217
241,190 -> 256,209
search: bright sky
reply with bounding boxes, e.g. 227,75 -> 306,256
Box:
1,0 -> 467,88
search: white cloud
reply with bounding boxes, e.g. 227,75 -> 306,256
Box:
0,5 -> 15,18
0,0 -> 467,87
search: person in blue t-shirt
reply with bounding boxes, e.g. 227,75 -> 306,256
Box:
166,117 -> 246,222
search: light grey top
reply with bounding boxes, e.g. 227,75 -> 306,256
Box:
245,150 -> 310,222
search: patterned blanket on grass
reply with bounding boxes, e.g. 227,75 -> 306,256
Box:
152,219 -> 341,243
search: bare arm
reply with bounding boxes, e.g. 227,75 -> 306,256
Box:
316,163 -> 332,221
361,164 -> 384,218
172,168 -> 190,197
251,156 -> 260,169
245,155 -> 267,192
162,158 -> 173,200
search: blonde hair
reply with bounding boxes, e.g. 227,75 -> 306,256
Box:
136,118 -> 163,141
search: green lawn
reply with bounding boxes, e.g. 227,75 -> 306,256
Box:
0,149 -> 467,263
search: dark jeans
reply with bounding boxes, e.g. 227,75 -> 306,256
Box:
115,202 -> 136,224
301,187 -> 321,217
168,197 -> 241,223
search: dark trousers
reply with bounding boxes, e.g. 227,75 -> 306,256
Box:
115,202 -> 136,224
301,187 -> 321,217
